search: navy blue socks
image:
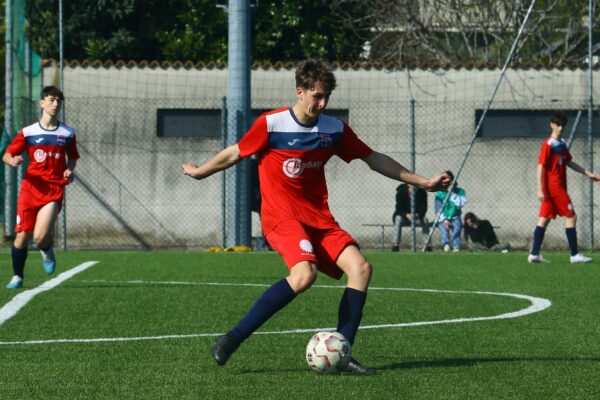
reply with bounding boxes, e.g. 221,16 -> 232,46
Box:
230,278 -> 296,342
566,227 -> 579,256
337,287 -> 367,345
11,245 -> 28,278
531,226 -> 546,256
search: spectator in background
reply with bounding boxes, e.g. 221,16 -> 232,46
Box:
391,183 -> 431,252
463,212 -> 510,252
435,171 -> 467,252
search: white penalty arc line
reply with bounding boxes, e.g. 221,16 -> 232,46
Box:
0,261 -> 99,327
0,279 -> 551,346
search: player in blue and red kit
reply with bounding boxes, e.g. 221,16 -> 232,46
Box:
528,111 -> 600,264
4,86 -> 79,288
183,60 -> 450,373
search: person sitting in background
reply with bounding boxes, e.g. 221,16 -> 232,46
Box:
434,171 -> 467,252
391,183 -> 431,252
463,212 -> 510,252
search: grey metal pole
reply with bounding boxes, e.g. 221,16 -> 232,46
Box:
225,0 -> 252,246
588,0 -> 595,250
409,99 -> 416,252
59,0 -> 67,250
221,96 -> 227,248
4,0 -> 15,238
19,40 -> 30,189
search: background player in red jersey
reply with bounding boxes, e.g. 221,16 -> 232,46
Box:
4,86 -> 80,289
183,59 -> 450,373
528,111 -> 600,264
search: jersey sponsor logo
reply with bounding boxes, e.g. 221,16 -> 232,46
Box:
33,149 -> 62,163
34,149 -> 47,162
282,158 -> 323,178
287,138 -> 300,146
299,239 -> 314,254
57,136 -> 66,146
35,138 -> 44,143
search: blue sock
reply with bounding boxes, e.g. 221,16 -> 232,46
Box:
11,245 -> 28,278
230,278 -> 296,342
336,287 -> 367,346
531,226 -> 546,256
566,227 -> 579,256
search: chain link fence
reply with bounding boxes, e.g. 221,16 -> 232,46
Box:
0,64 -> 586,251
49,100 -> 598,251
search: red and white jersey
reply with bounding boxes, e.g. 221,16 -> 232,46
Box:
538,136 -> 572,193
238,107 -> 372,234
6,121 -> 80,186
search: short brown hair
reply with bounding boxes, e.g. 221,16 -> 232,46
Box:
550,111 -> 567,127
41,86 -> 64,101
295,59 -> 337,93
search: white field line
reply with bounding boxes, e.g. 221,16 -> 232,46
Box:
0,261 -> 99,327
0,279 -> 551,346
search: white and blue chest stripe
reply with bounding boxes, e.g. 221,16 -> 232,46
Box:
548,137 -> 568,154
267,110 -> 344,150
23,122 -> 75,147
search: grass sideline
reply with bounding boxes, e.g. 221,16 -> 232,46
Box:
0,251 -> 599,399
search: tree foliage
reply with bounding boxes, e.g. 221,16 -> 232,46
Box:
252,0 -> 370,62
331,0 -> 600,65
25,0 -> 368,62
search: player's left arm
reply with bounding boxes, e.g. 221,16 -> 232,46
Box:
567,160 -> 600,182
363,151 -> 451,192
64,134 -> 80,182
63,158 -> 77,182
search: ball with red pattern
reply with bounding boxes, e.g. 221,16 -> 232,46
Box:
305,331 -> 352,374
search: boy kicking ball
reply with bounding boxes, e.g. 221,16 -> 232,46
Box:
528,111 -> 600,264
183,59 -> 450,373
4,86 -> 79,288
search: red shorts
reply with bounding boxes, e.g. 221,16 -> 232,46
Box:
265,219 -> 358,280
539,188 -> 575,219
16,178 -> 64,232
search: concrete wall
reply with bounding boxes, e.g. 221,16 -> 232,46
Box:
42,61 -> 600,250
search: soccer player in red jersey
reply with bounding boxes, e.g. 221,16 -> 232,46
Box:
4,86 -> 80,289
183,60 -> 450,373
528,111 -> 600,264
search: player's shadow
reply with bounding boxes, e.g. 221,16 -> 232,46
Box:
380,356 -> 600,370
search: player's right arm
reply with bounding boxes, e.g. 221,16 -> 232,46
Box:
182,144 -> 241,180
3,130 -> 25,168
2,152 -> 24,168
536,164 -> 545,202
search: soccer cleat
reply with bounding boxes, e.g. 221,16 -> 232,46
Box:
528,254 -> 550,264
6,276 -> 23,289
443,244 -> 451,253
452,248 -> 460,253
211,332 -> 240,366
342,358 -> 376,375
40,246 -> 56,275
570,253 -> 592,264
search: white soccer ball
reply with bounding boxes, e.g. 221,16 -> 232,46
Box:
305,331 -> 352,374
